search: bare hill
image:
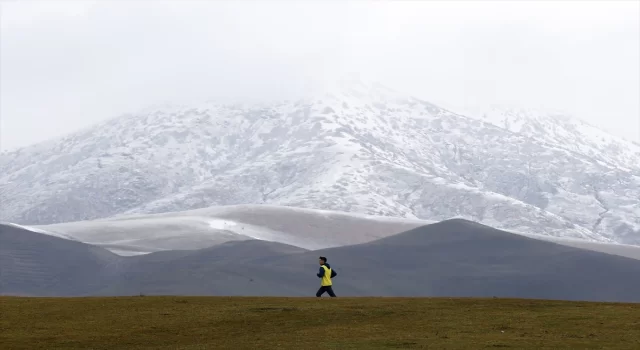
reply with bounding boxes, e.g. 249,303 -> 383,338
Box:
4,219 -> 640,302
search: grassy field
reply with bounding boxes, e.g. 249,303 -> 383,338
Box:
1,296 -> 640,349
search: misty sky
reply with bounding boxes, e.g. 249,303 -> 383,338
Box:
1,0 -> 638,151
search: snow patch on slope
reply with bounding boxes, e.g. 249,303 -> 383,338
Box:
207,219 -> 237,230
3,222 -> 75,240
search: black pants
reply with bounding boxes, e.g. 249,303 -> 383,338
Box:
316,286 -> 336,297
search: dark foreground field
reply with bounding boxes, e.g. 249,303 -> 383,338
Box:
1,297 -> 640,349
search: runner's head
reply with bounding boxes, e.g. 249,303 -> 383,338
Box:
319,256 -> 327,265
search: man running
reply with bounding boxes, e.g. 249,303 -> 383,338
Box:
316,256 -> 337,297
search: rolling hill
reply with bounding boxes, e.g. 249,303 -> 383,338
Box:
24,204 -> 430,255
0,224 -> 120,296
4,218 -> 640,302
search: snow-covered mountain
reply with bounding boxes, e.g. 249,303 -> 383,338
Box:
1,79 -> 639,244
475,106 -> 639,170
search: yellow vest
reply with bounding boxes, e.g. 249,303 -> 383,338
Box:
321,265 -> 332,286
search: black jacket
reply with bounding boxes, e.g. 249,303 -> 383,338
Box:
317,263 -> 337,278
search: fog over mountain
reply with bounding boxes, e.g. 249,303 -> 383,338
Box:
1,1 -> 638,152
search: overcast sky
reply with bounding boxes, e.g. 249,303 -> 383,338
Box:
1,0 -> 638,151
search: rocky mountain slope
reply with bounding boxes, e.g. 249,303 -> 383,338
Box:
1,79 -> 639,243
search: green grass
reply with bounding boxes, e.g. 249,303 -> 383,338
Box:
1,297 -> 640,349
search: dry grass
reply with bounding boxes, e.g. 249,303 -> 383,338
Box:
1,296 -> 640,349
